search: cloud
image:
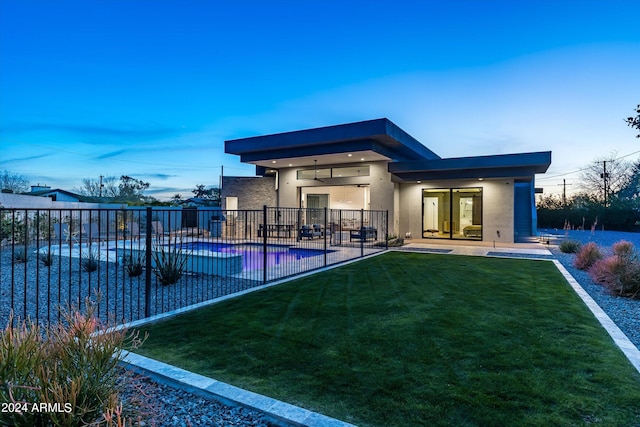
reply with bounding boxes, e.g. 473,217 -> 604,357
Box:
94,149 -> 128,160
145,186 -> 185,195
4,122 -> 182,141
145,173 -> 175,180
0,153 -> 53,165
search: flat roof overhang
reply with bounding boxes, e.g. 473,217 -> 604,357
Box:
389,151 -> 552,182
224,118 -> 440,168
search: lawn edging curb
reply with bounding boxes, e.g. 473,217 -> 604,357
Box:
552,260 -> 640,374
120,351 -> 356,427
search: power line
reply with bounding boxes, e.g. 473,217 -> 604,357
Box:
537,149 -> 640,182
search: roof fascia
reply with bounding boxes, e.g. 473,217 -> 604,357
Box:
226,118 -> 440,162
389,151 -> 551,175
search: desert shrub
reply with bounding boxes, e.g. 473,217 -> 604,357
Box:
81,249 -> 100,272
573,242 -> 604,270
38,247 -> 55,267
152,245 -> 187,285
559,239 -> 581,253
612,240 -> 634,257
0,305 -> 146,426
124,254 -> 144,277
2,216 -> 27,244
590,242 -> 640,299
12,248 -> 28,263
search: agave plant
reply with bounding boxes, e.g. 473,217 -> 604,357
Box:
38,247 -> 56,267
81,249 -> 100,272
152,244 -> 187,285
122,253 -> 144,277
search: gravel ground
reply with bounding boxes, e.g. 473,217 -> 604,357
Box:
0,246 -> 277,426
118,372 -> 276,427
539,228 -> 640,350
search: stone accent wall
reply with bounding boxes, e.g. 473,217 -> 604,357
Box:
221,176 -> 276,210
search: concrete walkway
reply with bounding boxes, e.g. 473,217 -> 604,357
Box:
399,238 -> 553,258
121,240 -> 640,426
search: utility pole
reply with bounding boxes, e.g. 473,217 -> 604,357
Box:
557,179 -> 573,208
600,161 -> 609,206
99,175 -> 104,197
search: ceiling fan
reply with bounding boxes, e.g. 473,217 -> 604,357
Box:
313,160 -> 324,182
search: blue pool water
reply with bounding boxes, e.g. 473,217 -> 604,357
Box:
178,241 -> 333,270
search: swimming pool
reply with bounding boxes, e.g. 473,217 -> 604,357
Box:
178,241 -> 334,270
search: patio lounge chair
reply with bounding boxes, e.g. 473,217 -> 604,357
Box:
299,224 -> 323,239
53,223 -> 77,245
82,223 -> 109,244
350,226 -> 377,242
151,221 -> 171,240
125,222 -> 142,241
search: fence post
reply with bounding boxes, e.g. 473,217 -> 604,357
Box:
144,207 -> 153,318
323,207 -> 327,266
386,210 -> 389,250
263,205 -> 268,285
360,208 -> 364,257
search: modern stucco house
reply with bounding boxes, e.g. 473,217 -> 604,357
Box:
222,118 -> 551,243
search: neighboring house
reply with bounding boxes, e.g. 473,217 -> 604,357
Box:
28,186 -> 97,203
180,197 -> 220,207
223,118 -> 551,243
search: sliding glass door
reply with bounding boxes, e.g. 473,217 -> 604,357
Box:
422,187 -> 482,240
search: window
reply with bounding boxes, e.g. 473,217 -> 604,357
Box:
332,166 -> 370,178
297,165 -> 369,180
297,168 -> 331,180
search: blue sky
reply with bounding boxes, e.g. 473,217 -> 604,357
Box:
1,0 -> 639,200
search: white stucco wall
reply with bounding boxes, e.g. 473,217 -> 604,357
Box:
482,179 -> 515,243
397,178 -> 515,243
276,161 -> 395,230
0,193 -> 121,209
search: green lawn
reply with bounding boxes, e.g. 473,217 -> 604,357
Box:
135,252 -> 640,426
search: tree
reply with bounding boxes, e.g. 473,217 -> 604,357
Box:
118,176 -> 150,201
625,104 -> 640,138
617,159 -> 640,202
74,175 -> 150,202
170,194 -> 184,205
75,176 -> 118,198
579,153 -> 632,206
0,170 -> 30,193
192,185 -> 221,205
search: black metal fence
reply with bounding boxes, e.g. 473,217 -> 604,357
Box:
0,206 -> 387,327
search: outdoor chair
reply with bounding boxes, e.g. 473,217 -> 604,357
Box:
82,223 -> 108,244
299,224 -> 322,240
125,222 -> 142,241
53,223 -> 77,245
349,226 -> 377,242
151,221 -> 171,240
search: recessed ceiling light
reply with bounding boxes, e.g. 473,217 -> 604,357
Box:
272,160 -> 276,164
417,181 -> 421,184
360,158 -> 365,161
288,163 -> 292,167
348,154 -> 352,157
